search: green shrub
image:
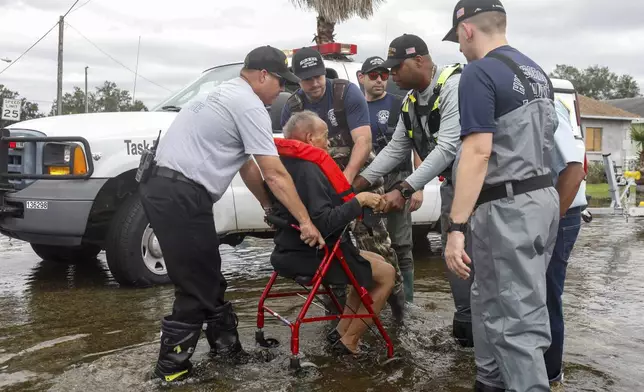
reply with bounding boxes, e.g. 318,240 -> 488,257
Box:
586,161 -> 606,184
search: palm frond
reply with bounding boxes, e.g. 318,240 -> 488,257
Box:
289,0 -> 386,23
631,123 -> 644,144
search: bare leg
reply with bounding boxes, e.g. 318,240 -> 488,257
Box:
340,250 -> 395,353
336,287 -> 361,335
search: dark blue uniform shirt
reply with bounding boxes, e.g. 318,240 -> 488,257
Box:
280,79 -> 370,133
367,93 -> 402,151
458,45 -> 553,138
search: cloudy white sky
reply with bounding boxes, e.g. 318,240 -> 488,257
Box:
0,0 -> 641,112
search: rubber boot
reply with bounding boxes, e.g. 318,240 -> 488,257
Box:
387,288 -> 406,324
323,284 -> 348,317
204,301 -> 248,362
152,316 -> 202,383
453,317 -> 474,348
474,380 -> 505,392
401,269 -> 414,303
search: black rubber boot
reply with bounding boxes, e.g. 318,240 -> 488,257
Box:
204,302 -> 248,362
152,316 -> 202,383
453,318 -> 474,348
474,380 -> 505,391
323,284 -> 348,316
387,288 -> 406,324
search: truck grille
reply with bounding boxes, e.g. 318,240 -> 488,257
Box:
3,130 -> 42,190
8,150 -> 23,186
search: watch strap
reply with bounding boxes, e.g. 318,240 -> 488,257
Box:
447,218 -> 468,233
395,183 -> 414,199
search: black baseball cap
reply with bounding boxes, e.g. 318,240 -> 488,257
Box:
243,45 -> 300,83
381,34 -> 429,69
360,56 -> 388,73
442,0 -> 506,43
292,47 -> 326,80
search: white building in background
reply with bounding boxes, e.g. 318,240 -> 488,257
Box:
579,95 -> 642,170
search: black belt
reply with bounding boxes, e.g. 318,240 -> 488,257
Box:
476,174 -> 553,207
152,166 -> 202,189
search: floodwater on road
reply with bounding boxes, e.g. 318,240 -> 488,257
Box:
0,215 -> 643,391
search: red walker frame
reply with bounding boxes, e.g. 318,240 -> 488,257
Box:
255,218 -> 394,369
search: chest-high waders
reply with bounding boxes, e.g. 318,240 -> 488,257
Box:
286,81 -> 406,322
452,52 -> 560,392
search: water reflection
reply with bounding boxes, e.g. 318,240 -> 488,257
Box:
1,216 -> 643,391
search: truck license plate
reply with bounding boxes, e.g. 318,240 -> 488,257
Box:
26,201 -> 48,210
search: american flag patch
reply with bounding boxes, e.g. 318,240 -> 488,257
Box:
405,47 -> 416,55
456,7 -> 465,18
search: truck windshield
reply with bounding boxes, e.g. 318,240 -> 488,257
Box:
153,63 -> 244,111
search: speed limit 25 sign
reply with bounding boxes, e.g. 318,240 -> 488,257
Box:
1,98 -> 22,121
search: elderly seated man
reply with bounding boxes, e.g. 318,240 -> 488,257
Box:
268,110 -> 395,355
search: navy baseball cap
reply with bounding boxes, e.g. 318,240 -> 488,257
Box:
292,47 -> 326,80
244,45 -> 300,83
443,0 -> 506,43
381,34 -> 429,69
361,56 -> 388,73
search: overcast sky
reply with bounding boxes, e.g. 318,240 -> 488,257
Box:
0,0 -> 641,112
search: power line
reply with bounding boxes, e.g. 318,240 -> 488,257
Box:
0,0 -> 83,77
0,22 -> 59,76
69,0 -> 94,15
63,0 -> 82,17
65,23 -> 172,92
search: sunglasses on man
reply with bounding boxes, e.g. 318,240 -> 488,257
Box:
365,71 -> 389,81
268,72 -> 286,87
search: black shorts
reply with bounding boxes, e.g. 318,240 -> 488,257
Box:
270,242 -> 373,290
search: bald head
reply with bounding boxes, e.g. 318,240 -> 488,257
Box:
283,110 -> 329,151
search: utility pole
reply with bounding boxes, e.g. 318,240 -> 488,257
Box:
56,15 -> 64,116
133,35 -> 141,104
85,66 -> 89,113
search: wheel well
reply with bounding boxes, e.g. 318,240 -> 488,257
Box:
83,170 -> 139,247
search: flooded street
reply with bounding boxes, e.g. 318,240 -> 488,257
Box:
1,215 -> 643,391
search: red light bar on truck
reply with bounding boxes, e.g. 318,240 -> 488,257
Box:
283,43 -> 358,57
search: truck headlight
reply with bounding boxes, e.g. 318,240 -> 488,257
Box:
43,142 -> 88,175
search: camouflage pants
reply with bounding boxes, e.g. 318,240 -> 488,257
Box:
350,184 -> 404,295
327,146 -> 404,295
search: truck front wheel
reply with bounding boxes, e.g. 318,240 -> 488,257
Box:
105,193 -> 171,287
30,243 -> 101,263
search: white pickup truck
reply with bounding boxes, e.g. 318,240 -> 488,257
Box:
0,42 -> 585,288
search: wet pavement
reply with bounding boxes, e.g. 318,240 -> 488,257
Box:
1,215 -> 643,391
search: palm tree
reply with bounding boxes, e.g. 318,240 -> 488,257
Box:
289,0 -> 386,44
631,123 -> 644,171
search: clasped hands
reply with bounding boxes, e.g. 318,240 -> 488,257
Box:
355,192 -> 386,212
354,189 -> 423,214
352,175 -> 423,214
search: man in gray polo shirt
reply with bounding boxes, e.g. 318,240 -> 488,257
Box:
139,45 -> 325,383
352,34 -> 474,347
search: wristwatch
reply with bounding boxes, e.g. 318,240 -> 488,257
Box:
394,183 -> 415,200
447,218 -> 468,233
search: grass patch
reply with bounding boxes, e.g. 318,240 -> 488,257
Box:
586,183 -> 610,199
585,183 -> 641,207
